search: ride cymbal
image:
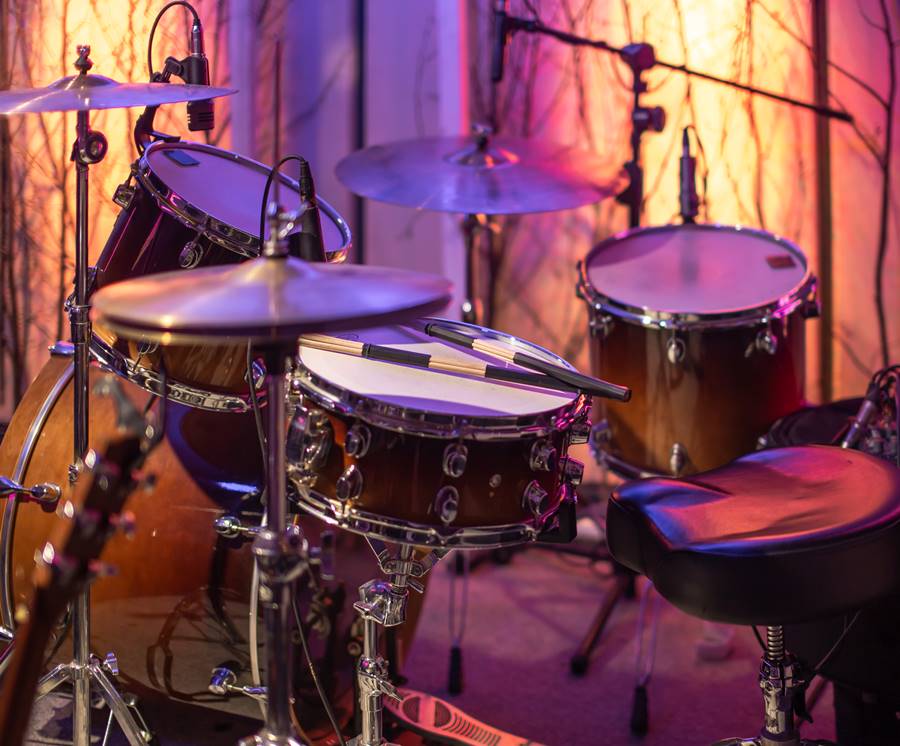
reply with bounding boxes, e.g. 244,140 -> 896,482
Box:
336,133 -> 624,215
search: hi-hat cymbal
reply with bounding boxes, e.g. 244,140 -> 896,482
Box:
0,74 -> 235,115
91,255 -> 453,344
336,134 -> 624,215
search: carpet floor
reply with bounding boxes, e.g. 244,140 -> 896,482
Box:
25,518 -> 838,745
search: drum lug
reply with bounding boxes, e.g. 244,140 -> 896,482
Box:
669,442 -> 688,476
569,418 -> 591,445
666,334 -> 686,365
178,235 -> 206,269
112,182 -> 136,210
529,438 -> 558,473
286,406 -> 333,473
442,443 -> 468,478
433,485 -> 460,525
589,311 -> 614,339
559,456 -> 584,487
336,464 -> 364,502
522,480 -> 549,518
345,423 -> 373,459
589,419 -> 611,450
746,327 -> 778,357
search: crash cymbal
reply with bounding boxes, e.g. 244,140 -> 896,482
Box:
0,74 -> 235,115
91,255 -> 453,344
336,133 -> 624,215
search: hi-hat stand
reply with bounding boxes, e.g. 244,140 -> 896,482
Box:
32,45 -> 154,746
350,541 -> 447,746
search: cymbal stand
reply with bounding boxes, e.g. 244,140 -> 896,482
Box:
240,206 -> 309,746
33,45 -> 153,746
350,540 -> 447,746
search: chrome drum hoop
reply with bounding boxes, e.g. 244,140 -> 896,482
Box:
293,318 -> 589,441
136,141 -> 352,264
90,337 -> 252,414
576,223 -> 818,331
296,489 -> 543,549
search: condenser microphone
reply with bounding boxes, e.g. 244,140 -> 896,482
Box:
288,159 -> 327,262
184,16 -> 214,131
679,127 -> 699,223
491,1 -> 510,83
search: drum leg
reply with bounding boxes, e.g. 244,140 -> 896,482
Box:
569,564 -> 635,676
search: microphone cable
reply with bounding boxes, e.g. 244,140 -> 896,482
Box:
146,1 -> 200,78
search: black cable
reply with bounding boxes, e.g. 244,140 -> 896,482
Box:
259,155 -> 306,250
752,625 -> 765,651
812,610 -> 861,675
246,342 -> 267,491
147,1 -> 199,78
291,595 -> 347,746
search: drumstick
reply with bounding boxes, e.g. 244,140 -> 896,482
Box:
298,335 -> 583,394
421,322 -> 631,402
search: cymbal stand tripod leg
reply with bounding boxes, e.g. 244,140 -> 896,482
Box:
33,45 -> 152,746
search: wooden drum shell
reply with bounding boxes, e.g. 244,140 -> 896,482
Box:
588,310 -> 806,475
302,400 -> 575,531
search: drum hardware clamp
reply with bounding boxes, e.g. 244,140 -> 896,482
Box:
349,541 -> 450,746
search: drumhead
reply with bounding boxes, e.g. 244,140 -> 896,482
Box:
296,319 -> 582,436
583,224 -> 812,324
142,141 -> 350,257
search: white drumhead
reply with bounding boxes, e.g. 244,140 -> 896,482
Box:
586,225 -> 808,316
146,143 -> 345,252
298,324 -> 577,418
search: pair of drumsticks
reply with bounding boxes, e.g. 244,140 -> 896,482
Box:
298,322 -> 630,401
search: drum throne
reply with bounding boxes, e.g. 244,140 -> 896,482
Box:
605,445 -> 900,745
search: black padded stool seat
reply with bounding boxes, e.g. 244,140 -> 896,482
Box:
607,445 -> 900,625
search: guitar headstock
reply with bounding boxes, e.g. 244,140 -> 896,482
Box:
27,376 -> 159,622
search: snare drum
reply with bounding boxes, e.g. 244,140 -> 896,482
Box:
91,141 -> 351,412
577,224 -> 818,476
289,320 -> 590,548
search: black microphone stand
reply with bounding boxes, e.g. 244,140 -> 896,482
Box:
496,11 -> 854,734
498,13 -> 851,228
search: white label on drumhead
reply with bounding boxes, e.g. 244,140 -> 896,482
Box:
299,325 -> 577,418
586,225 -> 808,316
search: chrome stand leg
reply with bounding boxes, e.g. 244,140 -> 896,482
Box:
239,345 -> 306,746
31,46 -> 153,746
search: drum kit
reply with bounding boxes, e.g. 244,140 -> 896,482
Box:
0,9 -> 847,746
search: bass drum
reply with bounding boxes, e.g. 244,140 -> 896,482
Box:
91,140 -> 352,412
0,354 -> 423,742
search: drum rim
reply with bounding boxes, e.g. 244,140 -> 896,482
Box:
295,487 -> 546,548
293,318 -> 589,440
137,140 -> 351,264
90,336 -> 251,413
577,223 -> 817,330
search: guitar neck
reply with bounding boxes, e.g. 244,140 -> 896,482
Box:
0,587 -> 66,744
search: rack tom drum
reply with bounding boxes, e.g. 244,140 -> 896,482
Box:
91,141 -> 352,412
